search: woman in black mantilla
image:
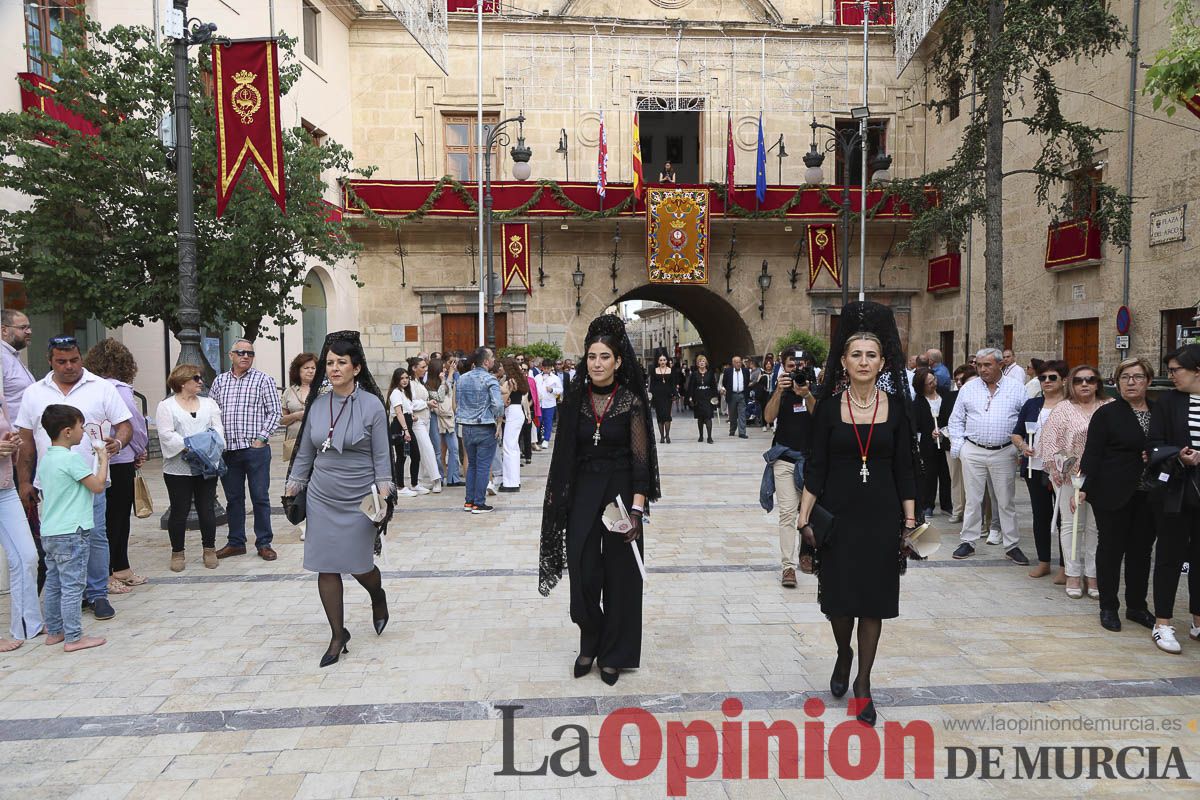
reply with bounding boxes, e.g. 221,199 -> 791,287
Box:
797,302 -> 923,726
540,315 -> 661,686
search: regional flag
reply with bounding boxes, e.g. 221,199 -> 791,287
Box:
755,112 -> 767,203
596,111 -> 608,198
632,112 -> 644,201
212,40 -> 287,217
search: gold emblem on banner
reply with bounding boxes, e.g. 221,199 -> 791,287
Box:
230,70 -> 263,125
508,235 -> 524,258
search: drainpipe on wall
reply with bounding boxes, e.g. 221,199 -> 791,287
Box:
963,70 -> 977,363
1121,0 -> 1141,354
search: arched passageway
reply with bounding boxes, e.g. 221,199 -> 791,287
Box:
613,284 -> 755,367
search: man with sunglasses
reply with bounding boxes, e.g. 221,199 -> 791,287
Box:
209,339 -> 283,561
947,347 -> 1031,564
14,336 -> 133,621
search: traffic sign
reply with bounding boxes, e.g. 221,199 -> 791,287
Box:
1115,335 -> 1130,350
1116,306 -> 1131,335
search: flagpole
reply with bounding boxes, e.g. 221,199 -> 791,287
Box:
859,0 -> 869,303
477,1 -> 485,346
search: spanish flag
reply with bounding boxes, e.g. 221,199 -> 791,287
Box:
632,112 -> 644,201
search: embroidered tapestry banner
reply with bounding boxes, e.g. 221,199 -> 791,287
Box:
501,223 -> 531,294
645,187 -> 710,284
212,40 -> 286,217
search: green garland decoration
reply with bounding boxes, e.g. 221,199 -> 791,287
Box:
348,175 -> 903,223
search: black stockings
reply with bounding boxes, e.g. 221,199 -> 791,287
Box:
318,567 -> 383,656
829,615 -> 882,695
696,419 -> 712,439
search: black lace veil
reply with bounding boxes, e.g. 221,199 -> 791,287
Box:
539,314 -> 661,596
818,301 -> 926,529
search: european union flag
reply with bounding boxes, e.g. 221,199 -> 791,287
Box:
755,113 -> 767,203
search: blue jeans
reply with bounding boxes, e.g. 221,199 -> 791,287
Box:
540,406 -> 556,443
442,428 -> 462,484
0,487 -> 42,638
221,446 -> 273,548
462,424 -> 498,506
43,528 -> 90,642
85,492 -> 109,603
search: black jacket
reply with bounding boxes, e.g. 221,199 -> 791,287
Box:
914,388 -> 954,454
721,367 -> 752,399
1080,398 -> 1151,511
1147,389 -> 1200,513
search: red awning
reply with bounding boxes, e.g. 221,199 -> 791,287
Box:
17,71 -> 99,141
1044,218 -> 1102,270
926,252 -> 961,292
342,179 -> 930,221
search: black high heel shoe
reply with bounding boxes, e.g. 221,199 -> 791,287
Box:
573,656 -> 594,679
852,680 -> 876,726
372,589 -> 389,636
600,667 -> 619,686
319,629 -> 351,668
830,648 -> 853,699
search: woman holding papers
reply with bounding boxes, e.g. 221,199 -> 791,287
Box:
284,332 -> 395,668
797,302 -> 921,727
539,314 -> 660,686
1011,359 -> 1069,580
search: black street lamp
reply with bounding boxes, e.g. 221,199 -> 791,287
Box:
766,134 -> 788,184
169,0 -> 223,372
803,112 -> 891,307
555,128 -> 569,181
482,111 -> 531,348
572,258 -> 585,315
757,259 -> 773,319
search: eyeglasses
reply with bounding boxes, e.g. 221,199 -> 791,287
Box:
1168,366 -> 1189,376
1118,374 -> 1148,384
1072,376 -> 1099,385
1038,374 -> 1060,382
190,375 -> 203,383
231,349 -> 255,357
3,324 -> 31,331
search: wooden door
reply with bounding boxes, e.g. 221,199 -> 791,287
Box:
441,314 -> 477,354
1062,318 -> 1099,369
493,313 -> 508,349
1003,324 -> 1013,353
939,330 -> 955,364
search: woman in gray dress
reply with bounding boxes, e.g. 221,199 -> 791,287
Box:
285,331 -> 395,667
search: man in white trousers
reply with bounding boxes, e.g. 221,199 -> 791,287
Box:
946,348 -> 1030,565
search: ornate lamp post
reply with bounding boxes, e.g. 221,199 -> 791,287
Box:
765,134 -> 788,184
757,260 -> 773,319
169,0 -> 222,370
572,259 -> 585,315
482,112 -> 531,347
802,111 -> 891,306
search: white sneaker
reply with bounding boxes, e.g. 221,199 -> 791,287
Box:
985,530 -> 1002,545
431,480 -> 443,494
299,526 -> 305,541
413,485 -> 431,495
398,487 -> 418,497
947,514 -> 963,524
487,482 -> 497,496
1153,624 -> 1182,654
1190,622 -> 1200,642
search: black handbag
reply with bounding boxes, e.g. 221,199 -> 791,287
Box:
807,503 -> 835,548
282,489 -> 307,525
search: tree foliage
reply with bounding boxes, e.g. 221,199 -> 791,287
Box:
0,16 -> 373,342
772,328 -> 829,368
887,0 -> 1132,347
498,342 -> 565,362
1145,0 -> 1200,116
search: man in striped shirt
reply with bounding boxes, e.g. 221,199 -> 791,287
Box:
947,348 -> 1030,564
210,340 -> 282,561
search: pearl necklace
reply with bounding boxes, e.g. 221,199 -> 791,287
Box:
847,385 -> 879,410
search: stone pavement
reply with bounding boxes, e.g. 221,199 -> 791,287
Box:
1,426 -> 1198,799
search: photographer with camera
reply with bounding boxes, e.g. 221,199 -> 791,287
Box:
759,349 -> 817,587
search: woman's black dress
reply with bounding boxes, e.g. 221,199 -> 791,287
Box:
566,383 -> 651,668
804,391 -> 917,619
649,371 -> 675,422
688,369 -> 719,421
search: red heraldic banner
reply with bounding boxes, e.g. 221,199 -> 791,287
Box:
212,40 -> 286,217
501,223 -> 532,295
646,187 -> 710,284
807,224 -> 840,288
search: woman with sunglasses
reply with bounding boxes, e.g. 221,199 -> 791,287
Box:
1011,360 -> 1069,580
1145,344 -> 1200,654
155,365 -> 225,571
1078,358 -> 1158,633
1037,364 -> 1110,599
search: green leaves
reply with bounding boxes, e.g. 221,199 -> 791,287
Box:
1145,0 -> 1200,116
0,16 -> 372,341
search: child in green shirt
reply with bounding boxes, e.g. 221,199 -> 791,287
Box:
39,404 -> 109,651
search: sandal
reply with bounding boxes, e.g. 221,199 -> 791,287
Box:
106,577 -> 133,595
111,569 -> 148,587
